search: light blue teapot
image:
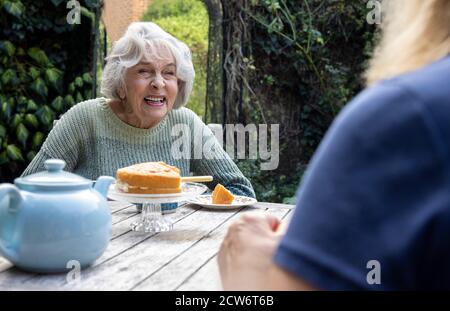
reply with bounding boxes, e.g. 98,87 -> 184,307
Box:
0,159 -> 115,273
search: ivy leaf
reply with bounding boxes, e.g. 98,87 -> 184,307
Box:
45,68 -> 62,91
36,105 -> 55,127
75,76 -> 83,88
32,132 -> 44,149
17,96 -> 27,105
0,40 -> 16,56
4,0 -> 25,18
51,96 -> 64,111
64,94 -> 76,107
82,72 -> 92,84
28,47 -> 50,66
0,124 -> 6,138
24,113 -> 39,128
1,68 -> 15,85
26,99 -> 38,112
10,114 -> 22,129
76,91 -> 84,103
16,123 -> 29,147
68,82 -> 75,93
317,37 -> 324,45
29,67 -> 40,80
31,78 -> 48,98
1,101 -> 13,122
27,150 -> 37,162
6,144 -> 24,161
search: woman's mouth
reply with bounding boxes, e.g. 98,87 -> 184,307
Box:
144,96 -> 166,107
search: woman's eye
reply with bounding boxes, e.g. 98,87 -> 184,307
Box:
164,71 -> 175,75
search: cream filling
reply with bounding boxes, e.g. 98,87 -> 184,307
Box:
116,180 -> 178,192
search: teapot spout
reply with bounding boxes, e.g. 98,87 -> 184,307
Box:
94,176 -> 115,198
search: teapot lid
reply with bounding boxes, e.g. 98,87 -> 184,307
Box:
15,159 -> 92,190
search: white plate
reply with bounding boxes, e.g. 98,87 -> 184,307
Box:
107,182 -> 208,204
187,195 -> 257,210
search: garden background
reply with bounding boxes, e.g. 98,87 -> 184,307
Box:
0,0 -> 377,203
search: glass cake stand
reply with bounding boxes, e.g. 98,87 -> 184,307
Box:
107,182 -> 207,233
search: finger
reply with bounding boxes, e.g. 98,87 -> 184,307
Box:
239,212 -> 281,232
265,214 -> 282,231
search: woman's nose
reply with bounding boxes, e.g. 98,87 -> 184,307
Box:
150,74 -> 164,89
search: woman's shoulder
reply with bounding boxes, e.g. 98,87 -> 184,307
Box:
389,55 -> 450,101
325,58 -> 450,164
339,56 -> 450,130
56,97 -> 106,127
334,82 -> 417,133
60,97 -> 104,115
168,107 -> 203,124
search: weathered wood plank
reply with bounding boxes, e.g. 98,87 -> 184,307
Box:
132,207 -> 292,291
61,207 -> 250,290
109,201 -> 134,213
0,202 -> 138,277
0,205 -> 201,290
0,202 -> 293,290
57,206 -> 255,290
177,255 -> 221,291
254,202 -> 294,210
176,208 -> 293,291
111,206 -> 139,225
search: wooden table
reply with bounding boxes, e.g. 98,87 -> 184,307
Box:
0,201 -> 294,290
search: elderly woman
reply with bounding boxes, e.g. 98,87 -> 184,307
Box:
22,22 -> 255,199
219,0 -> 450,290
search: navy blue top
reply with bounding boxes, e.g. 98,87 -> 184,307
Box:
274,56 -> 450,290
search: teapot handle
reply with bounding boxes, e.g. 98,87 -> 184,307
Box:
0,184 -> 23,262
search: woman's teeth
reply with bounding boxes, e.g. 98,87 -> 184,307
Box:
144,97 -> 165,105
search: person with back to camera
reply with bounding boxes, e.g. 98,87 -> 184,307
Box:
218,0 -> 450,290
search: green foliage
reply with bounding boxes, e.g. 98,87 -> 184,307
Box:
142,0 -> 196,19
0,0 -> 98,181
237,159 -> 305,204
142,0 -> 208,118
237,0 -> 377,202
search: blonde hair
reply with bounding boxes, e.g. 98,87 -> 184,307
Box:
365,0 -> 450,85
101,22 -> 195,108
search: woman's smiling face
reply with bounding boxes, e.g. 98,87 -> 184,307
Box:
121,43 -> 178,129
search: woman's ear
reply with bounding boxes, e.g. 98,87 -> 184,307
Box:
117,88 -> 126,100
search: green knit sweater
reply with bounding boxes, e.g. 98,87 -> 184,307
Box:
22,98 -> 255,198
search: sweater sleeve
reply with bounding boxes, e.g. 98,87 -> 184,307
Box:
188,111 -> 255,198
21,102 -> 91,176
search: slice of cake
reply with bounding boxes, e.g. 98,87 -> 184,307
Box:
212,183 -> 234,204
116,162 -> 181,194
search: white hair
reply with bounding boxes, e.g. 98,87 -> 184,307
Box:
101,22 -> 195,108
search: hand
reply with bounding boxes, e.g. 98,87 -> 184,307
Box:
218,212 -> 283,290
